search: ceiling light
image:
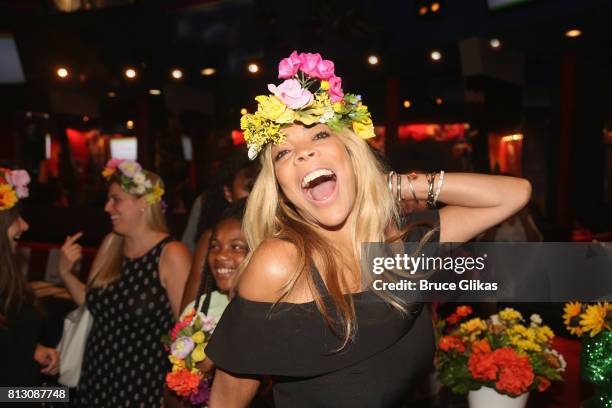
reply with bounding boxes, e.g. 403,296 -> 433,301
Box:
56,67 -> 69,78
107,91 -> 117,98
489,38 -> 501,49
430,50 -> 442,62
240,108 -> 248,115
126,120 -> 134,130
565,29 -> 582,38
125,68 -> 137,79
171,69 -> 183,79
367,55 -> 379,65
403,100 -> 412,109
430,2 -> 440,12
201,67 -> 216,76
149,89 -> 161,95
247,63 -> 259,74
435,97 -> 443,105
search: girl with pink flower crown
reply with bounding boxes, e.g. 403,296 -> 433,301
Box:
0,168 -> 59,386
58,160 -> 192,407
204,51 -> 532,407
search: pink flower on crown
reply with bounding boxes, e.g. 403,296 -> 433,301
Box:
268,79 -> 314,110
105,158 -> 124,171
314,59 -> 335,80
118,160 -> 142,178
298,53 -> 323,78
278,51 -> 302,79
6,170 -> 30,199
328,75 -> 344,103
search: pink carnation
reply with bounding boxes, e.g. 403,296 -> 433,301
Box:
6,170 -> 30,198
314,59 -> 335,80
328,75 -> 344,103
278,51 -> 302,79
171,320 -> 191,341
105,158 -> 124,170
268,79 -> 314,110
298,52 -> 323,78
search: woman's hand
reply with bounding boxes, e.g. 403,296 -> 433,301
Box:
59,232 -> 83,276
196,357 -> 215,380
33,344 -> 59,375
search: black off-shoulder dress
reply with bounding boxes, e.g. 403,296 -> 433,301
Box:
207,210 -> 440,408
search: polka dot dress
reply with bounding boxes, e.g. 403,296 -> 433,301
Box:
74,237 -> 174,408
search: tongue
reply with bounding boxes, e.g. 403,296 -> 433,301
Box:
309,179 -> 336,201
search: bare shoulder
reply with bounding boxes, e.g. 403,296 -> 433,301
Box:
161,240 -> 192,263
237,238 -> 299,302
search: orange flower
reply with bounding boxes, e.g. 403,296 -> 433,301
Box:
537,376 -> 551,392
439,336 -> 466,353
468,350 -> 498,381
472,339 -> 492,354
456,305 -> 473,317
166,369 -> 201,397
446,313 -> 460,325
493,348 -> 534,396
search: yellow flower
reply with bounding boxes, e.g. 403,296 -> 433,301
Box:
461,318 -> 487,333
255,95 -> 294,124
146,182 -> 164,205
320,80 -> 330,90
101,167 -> 115,179
191,331 -> 205,344
168,355 -> 185,369
510,337 -> 542,353
191,344 -> 206,363
499,308 -> 523,321
332,102 -> 344,113
563,302 -> 583,326
352,118 -> 375,139
580,302 -> 611,337
0,184 -> 18,211
536,325 -> 555,343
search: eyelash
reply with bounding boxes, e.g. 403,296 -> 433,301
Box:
274,131 -> 330,161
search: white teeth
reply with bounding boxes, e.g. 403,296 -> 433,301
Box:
110,215 -> 119,220
215,268 -> 235,276
301,169 -> 335,188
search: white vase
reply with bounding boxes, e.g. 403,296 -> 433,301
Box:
468,386 -> 529,408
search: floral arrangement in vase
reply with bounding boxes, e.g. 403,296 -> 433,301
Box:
436,306 -> 566,399
563,301 -> 612,408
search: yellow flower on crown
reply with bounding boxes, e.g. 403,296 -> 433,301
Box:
102,167 -> 116,179
255,95 -> 294,124
0,184 -> 18,211
146,181 -> 165,205
353,118 -> 375,139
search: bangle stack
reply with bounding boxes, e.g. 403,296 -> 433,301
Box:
389,170 -> 444,206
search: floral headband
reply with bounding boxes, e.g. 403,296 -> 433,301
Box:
102,159 -> 164,205
240,51 -> 376,160
0,168 -> 30,211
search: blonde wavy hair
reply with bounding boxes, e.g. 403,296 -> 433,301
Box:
89,171 -> 168,288
239,127 -> 419,348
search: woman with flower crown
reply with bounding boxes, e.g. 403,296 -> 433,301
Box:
205,51 -> 532,407
0,168 -> 59,386
57,160 -> 192,407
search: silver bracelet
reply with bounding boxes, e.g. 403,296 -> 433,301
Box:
387,171 -> 395,194
397,173 -> 402,202
433,170 -> 445,205
407,175 -> 419,203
